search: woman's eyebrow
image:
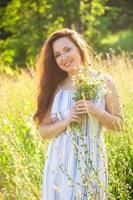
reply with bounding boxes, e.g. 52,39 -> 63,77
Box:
54,45 -> 69,54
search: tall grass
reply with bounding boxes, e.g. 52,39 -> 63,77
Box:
95,52 -> 133,199
0,53 -> 133,199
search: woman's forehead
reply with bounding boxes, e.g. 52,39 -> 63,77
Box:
53,37 -> 75,52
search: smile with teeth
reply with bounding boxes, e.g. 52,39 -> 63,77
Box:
63,60 -> 73,67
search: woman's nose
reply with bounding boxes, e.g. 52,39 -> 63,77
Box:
60,53 -> 68,62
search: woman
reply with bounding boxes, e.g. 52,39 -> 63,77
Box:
33,28 -> 124,200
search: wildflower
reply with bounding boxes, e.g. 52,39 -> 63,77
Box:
70,66 -> 108,133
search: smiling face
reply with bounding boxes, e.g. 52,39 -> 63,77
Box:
52,37 -> 82,77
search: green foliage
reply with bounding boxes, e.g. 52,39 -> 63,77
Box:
81,0 -> 108,46
0,0 -> 132,66
105,100 -> 133,199
100,30 -> 133,52
0,71 -> 47,199
0,0 -> 64,67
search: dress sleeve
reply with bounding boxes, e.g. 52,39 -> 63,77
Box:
50,108 -> 70,122
50,90 -> 71,122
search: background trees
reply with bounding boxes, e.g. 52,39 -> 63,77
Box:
0,0 -> 132,67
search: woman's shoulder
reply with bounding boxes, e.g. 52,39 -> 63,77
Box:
89,69 -> 103,78
97,71 -> 117,94
91,69 -> 116,91
40,87 -> 61,125
102,72 -> 115,85
92,69 -> 114,82
53,86 -> 61,97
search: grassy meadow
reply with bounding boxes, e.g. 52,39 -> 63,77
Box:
0,53 -> 133,199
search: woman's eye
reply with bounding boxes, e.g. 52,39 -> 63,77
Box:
65,48 -> 71,52
54,48 -> 71,58
55,54 -> 60,58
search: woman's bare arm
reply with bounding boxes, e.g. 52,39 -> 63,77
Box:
39,108 -> 82,140
39,88 -> 70,140
90,75 -> 125,131
39,89 -> 82,140
39,117 -> 70,140
74,74 -> 125,132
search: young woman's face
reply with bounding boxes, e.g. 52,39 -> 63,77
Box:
52,37 -> 82,76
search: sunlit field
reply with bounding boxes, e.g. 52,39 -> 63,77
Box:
0,53 -> 133,199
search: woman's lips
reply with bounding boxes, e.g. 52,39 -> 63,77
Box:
63,60 -> 73,67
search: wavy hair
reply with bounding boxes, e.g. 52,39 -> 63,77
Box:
33,28 -> 93,125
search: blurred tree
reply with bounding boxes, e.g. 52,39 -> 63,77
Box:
80,0 -> 109,46
106,0 -> 133,32
0,0 -> 64,66
0,0 -> 132,66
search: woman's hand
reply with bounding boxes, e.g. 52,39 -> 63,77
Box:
74,99 -> 96,115
65,99 -> 97,126
65,105 -> 83,126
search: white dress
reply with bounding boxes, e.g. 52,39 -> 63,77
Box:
42,73 -> 108,200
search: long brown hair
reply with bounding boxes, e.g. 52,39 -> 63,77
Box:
33,28 -> 93,125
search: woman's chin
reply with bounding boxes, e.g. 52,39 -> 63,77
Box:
67,68 -> 78,76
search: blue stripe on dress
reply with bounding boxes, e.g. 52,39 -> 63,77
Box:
42,86 -> 108,199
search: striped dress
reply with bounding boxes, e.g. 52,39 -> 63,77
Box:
42,74 -> 108,200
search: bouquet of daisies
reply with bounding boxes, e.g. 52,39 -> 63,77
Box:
70,66 -> 108,134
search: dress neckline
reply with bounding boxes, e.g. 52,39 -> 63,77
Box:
59,87 -> 76,92
59,83 -> 76,91
54,87 -> 75,99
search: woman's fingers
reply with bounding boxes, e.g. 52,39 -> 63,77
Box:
73,105 -> 87,110
73,106 -> 88,114
72,113 -> 82,122
72,118 -> 82,123
75,111 -> 87,114
73,114 -> 82,120
71,117 -> 81,122
75,100 -> 88,105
